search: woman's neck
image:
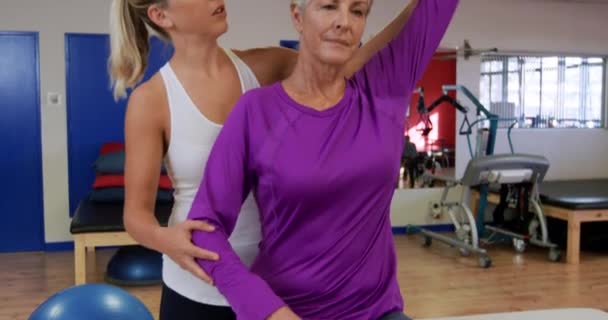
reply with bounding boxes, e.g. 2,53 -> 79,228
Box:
169,35 -> 227,77
282,52 -> 347,111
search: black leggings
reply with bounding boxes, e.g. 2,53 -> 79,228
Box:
159,283 -> 236,320
159,282 -> 411,320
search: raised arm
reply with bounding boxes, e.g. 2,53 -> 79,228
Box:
354,0 -> 459,114
344,0 -> 419,78
186,95 -> 295,320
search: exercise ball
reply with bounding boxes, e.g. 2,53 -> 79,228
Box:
29,283 -> 153,320
105,245 -> 162,286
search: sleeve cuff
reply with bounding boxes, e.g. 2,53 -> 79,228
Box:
222,273 -> 287,320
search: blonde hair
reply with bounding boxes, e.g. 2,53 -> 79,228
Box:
109,0 -> 169,100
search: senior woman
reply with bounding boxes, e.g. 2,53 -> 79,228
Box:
186,0 -> 459,319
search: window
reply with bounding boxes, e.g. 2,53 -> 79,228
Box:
479,55 -> 607,128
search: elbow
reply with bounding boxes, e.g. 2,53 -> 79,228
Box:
122,203 -> 145,238
123,207 -> 136,236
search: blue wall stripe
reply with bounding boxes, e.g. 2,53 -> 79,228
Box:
45,242 -> 75,252
392,224 -> 455,235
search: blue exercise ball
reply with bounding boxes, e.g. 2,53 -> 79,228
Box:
29,283 -> 153,320
105,245 -> 162,286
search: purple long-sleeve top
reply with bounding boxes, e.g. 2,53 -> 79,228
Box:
187,1 -> 458,319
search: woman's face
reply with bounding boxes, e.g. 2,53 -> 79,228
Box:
152,0 -> 229,39
292,0 -> 370,66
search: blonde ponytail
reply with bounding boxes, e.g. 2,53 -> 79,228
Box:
109,0 -> 168,100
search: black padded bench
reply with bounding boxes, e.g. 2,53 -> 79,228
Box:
473,179 -> 608,264
69,198 -> 172,285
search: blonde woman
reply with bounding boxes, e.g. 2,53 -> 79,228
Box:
109,0 -> 418,319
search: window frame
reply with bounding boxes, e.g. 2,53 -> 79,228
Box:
479,54 -> 607,129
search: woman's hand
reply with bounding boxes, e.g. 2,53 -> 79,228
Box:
154,220 -> 219,284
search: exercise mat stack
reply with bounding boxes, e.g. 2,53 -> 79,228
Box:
89,142 -> 173,203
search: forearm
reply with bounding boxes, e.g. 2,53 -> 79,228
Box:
190,210 -> 286,319
124,207 -> 164,251
345,0 -> 419,78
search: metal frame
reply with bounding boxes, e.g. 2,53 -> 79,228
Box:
602,57 -> 608,130
482,50 -> 608,59
408,85 -> 561,268
480,54 -> 607,129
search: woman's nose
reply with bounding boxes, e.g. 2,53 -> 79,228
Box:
334,8 -> 350,30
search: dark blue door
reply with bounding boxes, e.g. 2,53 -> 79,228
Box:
65,34 -> 173,215
0,32 -> 45,252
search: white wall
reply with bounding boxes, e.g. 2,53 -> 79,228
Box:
447,0 -> 608,181
1,0 -> 608,244
493,129 -> 608,180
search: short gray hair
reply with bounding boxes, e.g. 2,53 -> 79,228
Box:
291,0 -> 308,9
291,0 -> 374,11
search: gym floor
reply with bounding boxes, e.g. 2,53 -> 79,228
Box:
2,235 -> 607,320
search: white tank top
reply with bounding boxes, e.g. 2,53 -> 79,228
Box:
160,48 -> 262,306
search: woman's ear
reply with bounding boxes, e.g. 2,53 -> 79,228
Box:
147,4 -> 173,29
290,3 -> 305,34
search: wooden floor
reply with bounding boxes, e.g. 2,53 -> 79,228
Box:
2,234 -> 608,320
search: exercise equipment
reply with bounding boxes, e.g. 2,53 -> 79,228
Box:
69,198 -> 172,285
539,179 -> 608,210
418,154 -> 559,267
413,86 -> 468,138
492,178 -> 608,264
106,245 -> 163,286
29,283 -> 153,320
433,39 -> 499,61
408,85 -> 561,267
407,87 -> 457,187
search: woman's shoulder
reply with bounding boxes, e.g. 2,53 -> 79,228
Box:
230,47 -> 297,86
125,73 -> 169,127
128,74 -> 166,109
239,82 -> 281,107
